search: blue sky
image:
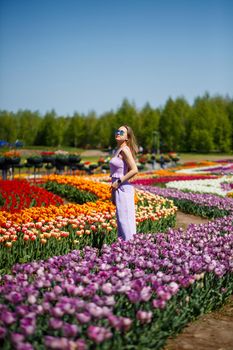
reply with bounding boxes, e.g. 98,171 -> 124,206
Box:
0,0 -> 232,116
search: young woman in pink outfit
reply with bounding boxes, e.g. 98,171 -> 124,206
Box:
109,125 -> 138,241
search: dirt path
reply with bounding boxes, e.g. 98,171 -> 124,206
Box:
175,211 -> 209,230
164,296 -> 233,350
164,212 -> 233,350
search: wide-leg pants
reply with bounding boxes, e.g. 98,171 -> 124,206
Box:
112,178 -> 136,241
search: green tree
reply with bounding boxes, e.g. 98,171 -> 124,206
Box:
138,103 -> 160,152
34,110 -> 60,146
56,116 -> 67,147
189,128 -> 214,152
188,96 -> 215,152
82,112 -> 99,148
98,111 -> 116,148
17,110 -> 41,146
0,111 -> 18,143
211,96 -> 232,152
226,98 -> 233,149
63,113 -> 85,147
159,97 -> 190,152
115,99 -> 139,131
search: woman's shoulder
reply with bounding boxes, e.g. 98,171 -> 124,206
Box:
120,145 -> 132,156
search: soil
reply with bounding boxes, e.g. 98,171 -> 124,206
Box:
175,211 -> 209,230
163,211 -> 233,350
164,296 -> 233,350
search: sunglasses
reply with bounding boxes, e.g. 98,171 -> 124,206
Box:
115,129 -> 125,136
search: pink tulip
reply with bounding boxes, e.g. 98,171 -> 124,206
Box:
136,310 -> 153,324
101,283 -> 113,295
49,318 -> 63,330
87,325 -> 112,344
152,299 -> 167,309
76,312 -> 91,324
1,310 -> 16,325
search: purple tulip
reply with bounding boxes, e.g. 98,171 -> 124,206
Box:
127,290 -> 141,303
62,322 -> 80,338
74,338 -> 87,350
49,317 -> 63,330
168,282 -> 179,295
152,299 -> 167,309
11,332 -> 25,344
44,336 -> 70,349
15,305 -> 30,317
15,342 -> 34,350
101,306 -> 112,317
20,317 -> 36,335
87,325 -> 112,344
0,326 -> 7,339
140,286 -> 152,302
86,303 -> 103,318
51,306 -> 64,318
76,312 -> 91,324
1,310 -> 16,325
136,310 -> 153,324
5,292 -> 23,304
53,285 -> 63,295
108,315 -> 122,331
58,301 -> 73,314
121,317 -> 133,332
101,282 -> 113,294
103,295 -> 115,307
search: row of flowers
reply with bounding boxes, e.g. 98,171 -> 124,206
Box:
165,175 -> 233,197
43,181 -> 98,205
137,185 -> 233,218
0,214 -> 232,349
0,188 -> 177,270
41,175 -> 112,201
69,161 -> 220,183
0,180 -> 64,213
202,163 -> 233,174
176,163 -> 233,175
132,174 -> 218,186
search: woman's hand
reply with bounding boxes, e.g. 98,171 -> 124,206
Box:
111,181 -> 119,190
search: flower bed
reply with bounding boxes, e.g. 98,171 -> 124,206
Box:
0,215 -> 232,349
0,162 -> 233,349
0,185 -> 176,271
0,180 -> 64,213
137,186 -> 233,218
132,175 -> 218,186
43,181 -> 98,204
202,164 -> 233,174
166,176 -> 233,197
41,175 -> 111,201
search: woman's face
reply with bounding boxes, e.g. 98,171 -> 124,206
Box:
115,126 -> 128,142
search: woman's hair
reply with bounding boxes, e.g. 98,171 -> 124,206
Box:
123,125 -> 138,159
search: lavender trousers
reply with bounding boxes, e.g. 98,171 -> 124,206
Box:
112,177 -> 136,241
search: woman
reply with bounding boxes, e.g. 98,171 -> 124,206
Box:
109,125 -> 138,241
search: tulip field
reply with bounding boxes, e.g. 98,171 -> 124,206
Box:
0,159 -> 233,349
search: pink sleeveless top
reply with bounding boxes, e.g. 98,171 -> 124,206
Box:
109,146 -> 129,179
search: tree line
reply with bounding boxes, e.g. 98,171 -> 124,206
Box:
0,93 -> 233,153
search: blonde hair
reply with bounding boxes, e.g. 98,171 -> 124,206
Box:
123,125 -> 138,159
